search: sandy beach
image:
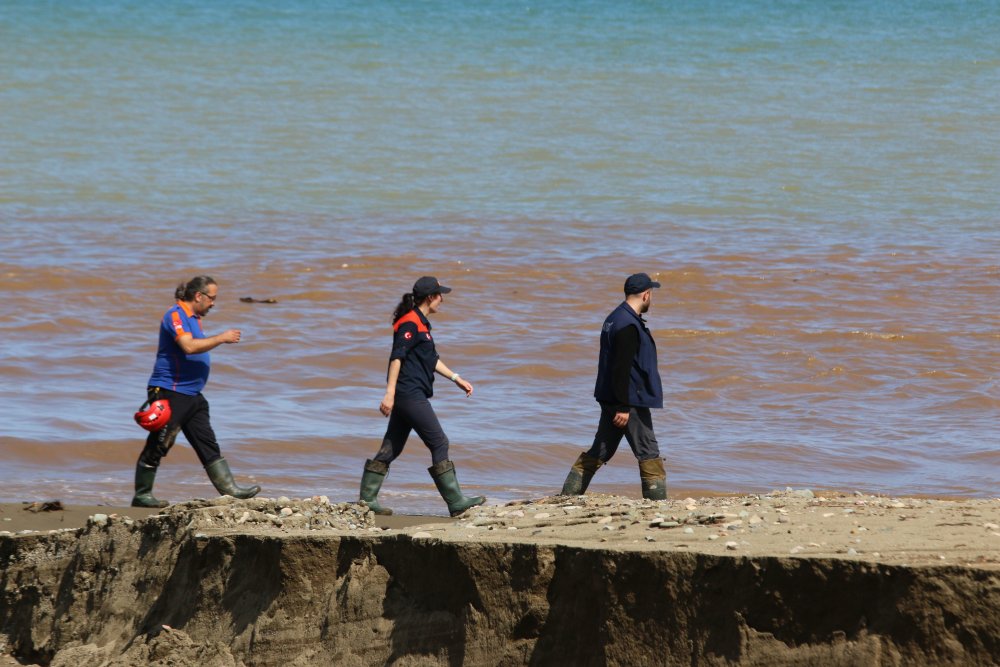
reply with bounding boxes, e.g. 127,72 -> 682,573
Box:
2,490 -> 998,665
0,501 -> 452,536
3,490 -> 999,567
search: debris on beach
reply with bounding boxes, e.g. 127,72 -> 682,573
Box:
429,489 -> 1000,568
23,501 -> 64,513
4,491 -> 998,570
150,496 -> 379,534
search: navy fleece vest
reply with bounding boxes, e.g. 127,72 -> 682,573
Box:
594,301 -> 664,409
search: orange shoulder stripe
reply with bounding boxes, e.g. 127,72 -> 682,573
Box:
393,310 -> 429,333
170,310 -> 192,340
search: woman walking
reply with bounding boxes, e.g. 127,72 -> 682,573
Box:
359,276 -> 485,517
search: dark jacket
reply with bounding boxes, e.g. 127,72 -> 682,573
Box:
594,301 -> 663,409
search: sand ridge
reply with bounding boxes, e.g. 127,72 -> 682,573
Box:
3,489 -> 999,567
2,491 -> 999,666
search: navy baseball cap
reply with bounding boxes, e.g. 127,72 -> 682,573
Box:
624,272 -> 661,295
413,276 -> 452,298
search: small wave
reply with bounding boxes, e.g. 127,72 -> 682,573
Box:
849,330 -> 906,340
660,329 -> 731,338
928,395 -> 1000,412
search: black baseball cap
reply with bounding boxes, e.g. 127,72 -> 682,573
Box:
624,272 -> 661,295
413,276 -> 452,298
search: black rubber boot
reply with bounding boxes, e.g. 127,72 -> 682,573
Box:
560,452 -> 603,495
359,459 -> 393,515
131,463 -> 168,508
205,458 -> 261,499
639,457 -> 667,500
428,460 -> 485,517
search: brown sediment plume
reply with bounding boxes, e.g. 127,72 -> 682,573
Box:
2,242 -> 999,498
1,492 -> 998,666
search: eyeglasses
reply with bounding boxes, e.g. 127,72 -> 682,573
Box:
199,292 -> 218,302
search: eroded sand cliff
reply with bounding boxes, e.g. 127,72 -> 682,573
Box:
2,493 -> 998,666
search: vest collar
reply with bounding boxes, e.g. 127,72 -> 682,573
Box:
619,300 -> 647,324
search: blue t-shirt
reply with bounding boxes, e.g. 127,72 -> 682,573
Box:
148,302 -> 211,395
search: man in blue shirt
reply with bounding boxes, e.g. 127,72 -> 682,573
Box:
132,275 -> 260,508
560,273 -> 668,500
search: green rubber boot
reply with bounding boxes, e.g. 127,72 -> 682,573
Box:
359,459 -> 393,515
560,452 -> 604,495
131,463 -> 169,508
428,460 -> 485,517
205,458 -> 261,499
639,457 -> 667,501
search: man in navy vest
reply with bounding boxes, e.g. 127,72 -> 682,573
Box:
560,272 -> 667,500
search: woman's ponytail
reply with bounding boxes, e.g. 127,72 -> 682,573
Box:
392,292 -> 418,324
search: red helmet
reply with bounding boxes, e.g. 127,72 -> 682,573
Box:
134,399 -> 172,432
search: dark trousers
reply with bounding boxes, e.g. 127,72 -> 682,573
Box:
137,387 -> 223,468
374,396 -> 450,465
585,403 -> 661,463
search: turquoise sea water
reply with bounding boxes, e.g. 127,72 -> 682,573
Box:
1,1 -> 998,506
3,0 -> 999,227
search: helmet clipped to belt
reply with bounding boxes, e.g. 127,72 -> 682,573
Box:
134,398 -> 171,432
